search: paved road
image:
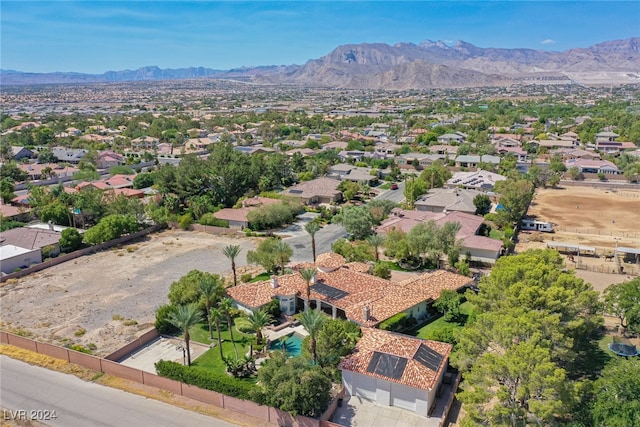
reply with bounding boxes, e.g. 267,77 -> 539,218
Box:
374,181 -> 406,203
0,356 -> 238,427
275,213 -> 348,263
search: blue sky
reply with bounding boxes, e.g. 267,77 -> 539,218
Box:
1,1 -> 638,74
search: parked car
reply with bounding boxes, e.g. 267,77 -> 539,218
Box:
390,183 -> 398,190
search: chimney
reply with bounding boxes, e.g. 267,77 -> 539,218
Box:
48,220 -> 54,231
313,273 -> 318,284
362,306 -> 370,322
270,276 -> 279,289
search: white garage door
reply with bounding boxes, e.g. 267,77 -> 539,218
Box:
354,375 -> 377,402
391,382 -> 417,411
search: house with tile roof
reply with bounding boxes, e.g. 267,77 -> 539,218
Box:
446,170 -> 506,192
414,188 -> 481,215
377,209 -> 503,264
213,197 -> 281,229
339,327 -> 452,415
281,177 -> 343,205
226,252 -> 472,327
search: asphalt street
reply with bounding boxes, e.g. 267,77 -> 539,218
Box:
275,212 -> 348,263
374,181 -> 406,203
0,356 -> 238,427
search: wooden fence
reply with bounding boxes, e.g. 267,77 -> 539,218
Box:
0,331 -> 343,427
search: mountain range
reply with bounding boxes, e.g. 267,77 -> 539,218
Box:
2,38 -> 639,89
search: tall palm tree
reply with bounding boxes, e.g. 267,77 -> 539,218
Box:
222,245 -> 241,286
299,309 -> 327,365
218,297 -> 239,359
304,221 -> 321,262
168,303 -> 202,366
300,267 -> 317,312
247,309 -> 272,346
274,240 -> 292,274
198,275 -> 223,339
368,234 -> 385,262
209,307 -> 225,359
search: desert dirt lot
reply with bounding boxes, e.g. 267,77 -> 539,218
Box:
0,229 -> 259,356
517,185 -> 640,290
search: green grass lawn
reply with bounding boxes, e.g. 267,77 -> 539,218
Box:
186,322 -> 256,374
411,302 -> 476,340
377,260 -> 416,272
489,229 -> 505,240
250,272 -> 271,283
378,182 -> 391,190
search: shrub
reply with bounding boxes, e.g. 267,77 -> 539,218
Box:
263,298 -> 282,319
198,213 -> 229,228
240,273 -> 253,283
60,228 -> 83,251
68,344 -> 93,354
234,317 -> 254,334
372,262 -> 391,279
379,312 -> 409,332
155,304 -> 179,334
155,360 -> 254,400
178,213 -> 193,230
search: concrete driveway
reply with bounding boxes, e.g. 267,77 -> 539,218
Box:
331,395 -> 440,427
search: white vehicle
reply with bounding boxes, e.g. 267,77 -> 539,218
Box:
521,219 -> 554,232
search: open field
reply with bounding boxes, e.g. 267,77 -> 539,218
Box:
517,185 -> 640,289
0,229 -> 259,357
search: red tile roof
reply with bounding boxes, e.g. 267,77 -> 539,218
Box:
227,253 -> 472,326
339,328 -> 452,391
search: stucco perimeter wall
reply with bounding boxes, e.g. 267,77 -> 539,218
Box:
0,225 -> 163,283
104,328 -> 160,361
0,331 -> 338,427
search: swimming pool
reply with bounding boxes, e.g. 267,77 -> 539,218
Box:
267,332 -> 305,357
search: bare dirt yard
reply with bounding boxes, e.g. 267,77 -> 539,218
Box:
517,185 -> 640,291
0,229 -> 260,357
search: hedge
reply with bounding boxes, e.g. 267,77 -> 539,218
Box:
379,312 -> 416,332
155,360 -> 255,400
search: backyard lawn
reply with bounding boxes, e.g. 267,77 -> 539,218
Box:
187,322 -> 257,382
411,301 -> 476,341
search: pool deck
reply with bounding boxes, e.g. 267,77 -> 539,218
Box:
263,324 -> 308,341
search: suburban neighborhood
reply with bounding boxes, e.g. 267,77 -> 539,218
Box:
2,23 -> 640,424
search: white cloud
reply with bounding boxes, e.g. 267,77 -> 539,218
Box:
541,39 -> 556,45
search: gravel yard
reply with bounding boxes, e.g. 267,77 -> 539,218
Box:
0,229 -> 259,356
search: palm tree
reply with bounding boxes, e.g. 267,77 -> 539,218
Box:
304,221 -> 321,262
247,309 -> 272,346
210,307 -> 225,359
300,267 -> 317,311
368,234 -> 385,262
299,309 -> 327,365
168,303 -> 202,366
198,275 -> 223,339
218,297 -> 239,359
222,245 -> 242,286
274,240 -> 292,274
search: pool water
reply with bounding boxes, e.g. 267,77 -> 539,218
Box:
268,333 -> 305,357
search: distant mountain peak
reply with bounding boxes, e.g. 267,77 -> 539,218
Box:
2,37 -> 638,88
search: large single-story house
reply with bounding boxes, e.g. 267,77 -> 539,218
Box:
377,209 -> 503,264
565,158 -> 620,174
281,177 -> 343,205
446,170 -> 506,192
226,252 -> 472,326
415,188 -> 482,215
213,197 -> 281,229
339,328 -> 453,416
455,155 -> 500,168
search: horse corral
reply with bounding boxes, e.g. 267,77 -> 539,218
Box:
519,185 -> 640,279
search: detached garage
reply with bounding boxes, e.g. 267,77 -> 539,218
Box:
339,328 -> 452,417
